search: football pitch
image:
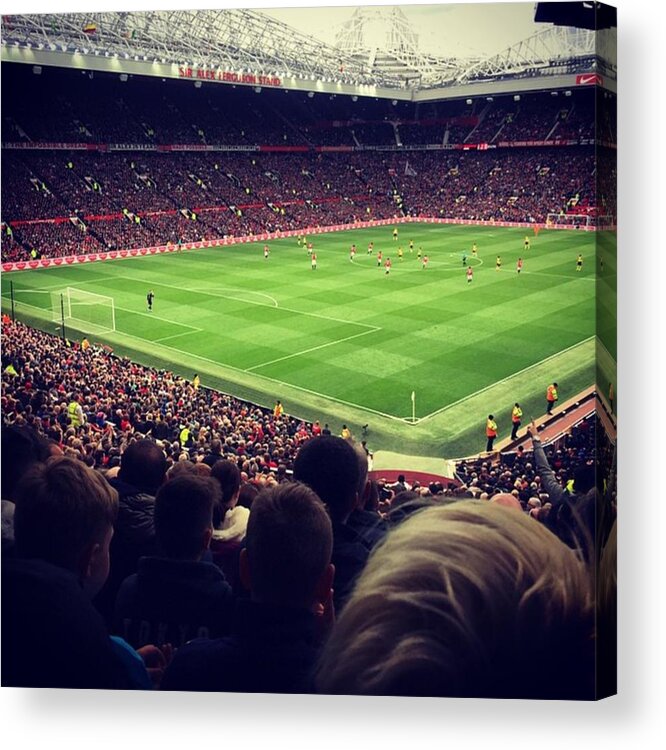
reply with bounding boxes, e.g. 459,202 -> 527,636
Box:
2,223 -> 612,458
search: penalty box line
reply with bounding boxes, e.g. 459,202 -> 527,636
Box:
109,274 -> 380,332
246,326 -> 381,372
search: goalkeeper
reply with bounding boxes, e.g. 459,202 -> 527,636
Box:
147,290 -> 155,311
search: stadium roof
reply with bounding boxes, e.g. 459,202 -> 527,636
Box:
0,9 -> 615,100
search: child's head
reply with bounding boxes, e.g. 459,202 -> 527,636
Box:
14,456 -> 119,596
155,475 -> 220,560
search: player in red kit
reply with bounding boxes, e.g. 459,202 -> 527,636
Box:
311,252 -> 317,270
264,245 -> 270,260
466,265 -> 473,283
422,255 -> 429,269
516,257 -> 523,274
385,258 -> 392,275
377,250 -> 383,267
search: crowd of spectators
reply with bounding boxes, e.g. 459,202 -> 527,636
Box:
456,417 -> 596,521
1,318 -> 318,478
2,62 -> 616,262
2,148 -> 598,261
1,313 -> 616,696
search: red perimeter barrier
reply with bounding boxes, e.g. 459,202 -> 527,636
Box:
1,216 -> 613,273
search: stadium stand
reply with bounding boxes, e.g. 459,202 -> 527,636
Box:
1,64 -> 613,262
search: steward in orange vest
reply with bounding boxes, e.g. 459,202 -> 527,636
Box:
511,403 -> 523,440
546,383 -> 558,415
486,415 -> 498,452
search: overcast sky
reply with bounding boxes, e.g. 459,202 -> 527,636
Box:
5,2 -> 555,59
261,3 -> 549,58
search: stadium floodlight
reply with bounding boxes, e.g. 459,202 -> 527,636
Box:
52,288 -> 116,336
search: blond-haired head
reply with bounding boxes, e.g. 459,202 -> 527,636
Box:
316,500 -> 594,699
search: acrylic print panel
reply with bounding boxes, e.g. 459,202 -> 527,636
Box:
0,0 -> 616,701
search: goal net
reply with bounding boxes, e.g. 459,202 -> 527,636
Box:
546,213 -> 615,229
51,287 -> 116,335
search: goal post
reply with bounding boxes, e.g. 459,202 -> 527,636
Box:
51,287 -> 116,335
546,213 -> 616,229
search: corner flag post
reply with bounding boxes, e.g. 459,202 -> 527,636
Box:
411,391 -> 416,423
60,293 -> 66,341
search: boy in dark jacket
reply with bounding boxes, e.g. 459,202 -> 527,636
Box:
114,475 -> 234,648
161,481 -> 333,693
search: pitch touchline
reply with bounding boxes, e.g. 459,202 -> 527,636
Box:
246,327 -> 381,372
103,328 -> 404,422
410,335 -> 595,424
596,336 -> 617,367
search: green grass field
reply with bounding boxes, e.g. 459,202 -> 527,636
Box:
2,222 -> 613,458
